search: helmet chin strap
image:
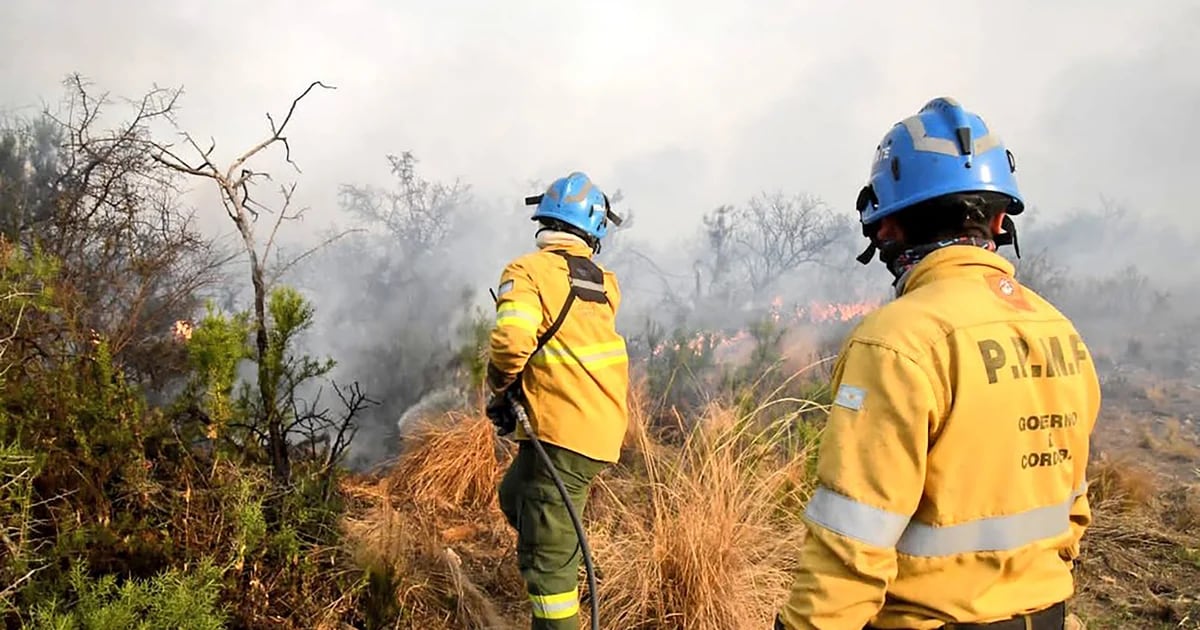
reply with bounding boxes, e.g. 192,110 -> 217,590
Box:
993,214 -> 1021,258
856,214 -> 1022,269
855,242 -> 877,265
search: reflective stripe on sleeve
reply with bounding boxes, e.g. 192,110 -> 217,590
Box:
495,300 -> 540,333
529,590 -> 580,620
805,482 -> 1090,557
804,485 -> 912,549
896,481 -> 1090,557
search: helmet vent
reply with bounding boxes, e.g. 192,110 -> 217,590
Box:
955,126 -> 973,157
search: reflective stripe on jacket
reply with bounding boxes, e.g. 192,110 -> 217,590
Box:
778,245 -> 1101,629
487,238 -> 630,463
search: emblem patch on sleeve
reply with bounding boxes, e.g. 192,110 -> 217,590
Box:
496,279 -> 514,297
834,384 -> 866,411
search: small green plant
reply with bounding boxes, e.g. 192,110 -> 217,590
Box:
0,442 -> 43,614
454,303 -> 493,401
184,302 -> 254,436
1177,546 -> 1200,570
25,560 -> 227,630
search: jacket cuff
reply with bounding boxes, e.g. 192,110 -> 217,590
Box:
486,362 -> 515,393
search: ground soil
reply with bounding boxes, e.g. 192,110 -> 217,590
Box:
1071,368 -> 1200,629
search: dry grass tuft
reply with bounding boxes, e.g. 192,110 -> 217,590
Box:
341,413 -> 519,629
1138,417 -> 1200,462
389,411 -> 513,515
589,403 -> 813,630
1088,452 -> 1160,514
1141,383 -> 1169,404
339,384 -> 828,629
341,493 -> 511,629
1073,453 -> 1200,627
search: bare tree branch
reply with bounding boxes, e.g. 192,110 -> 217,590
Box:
140,80 -> 336,485
269,228 -> 364,286
232,80 -> 337,181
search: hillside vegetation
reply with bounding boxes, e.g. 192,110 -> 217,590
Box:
1,76 -> 1198,629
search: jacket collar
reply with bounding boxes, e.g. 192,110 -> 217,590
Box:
536,230 -> 594,257
895,245 -> 1015,297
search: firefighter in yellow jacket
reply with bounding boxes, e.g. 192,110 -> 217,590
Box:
487,171 -> 629,629
774,98 -> 1101,630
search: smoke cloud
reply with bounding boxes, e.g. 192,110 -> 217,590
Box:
3,1 -> 1198,465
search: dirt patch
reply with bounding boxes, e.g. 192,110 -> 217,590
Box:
1073,369 -> 1200,628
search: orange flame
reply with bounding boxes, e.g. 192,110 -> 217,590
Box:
171,320 -> 193,343
648,298 -> 880,358
794,300 -> 880,323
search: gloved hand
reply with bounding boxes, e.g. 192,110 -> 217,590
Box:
485,390 -> 519,436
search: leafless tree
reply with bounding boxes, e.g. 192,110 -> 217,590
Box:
148,80 -> 344,484
692,192 -> 843,307
733,191 -> 842,294
1015,247 -> 1069,302
698,204 -> 736,301
339,151 -> 470,259
0,75 -> 233,391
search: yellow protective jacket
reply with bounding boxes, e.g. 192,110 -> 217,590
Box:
487,236 -> 630,463
778,245 -> 1102,629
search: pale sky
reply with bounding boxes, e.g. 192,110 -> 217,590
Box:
2,0 -> 1198,241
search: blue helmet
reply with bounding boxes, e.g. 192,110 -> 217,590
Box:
526,171 -> 622,242
856,97 -> 1025,227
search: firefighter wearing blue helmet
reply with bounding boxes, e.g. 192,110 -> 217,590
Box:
488,171 -> 629,629
775,99 -> 1099,630
528,171 -> 618,251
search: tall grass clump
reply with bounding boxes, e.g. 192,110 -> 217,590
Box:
588,398 -> 818,630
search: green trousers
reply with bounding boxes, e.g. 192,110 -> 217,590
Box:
499,440 -> 606,630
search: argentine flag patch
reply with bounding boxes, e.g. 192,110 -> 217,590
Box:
834,384 -> 866,411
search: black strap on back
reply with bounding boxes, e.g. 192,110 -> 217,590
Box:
530,249 -> 609,357
494,249 -> 613,398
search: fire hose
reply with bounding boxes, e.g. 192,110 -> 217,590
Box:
502,389 -> 601,630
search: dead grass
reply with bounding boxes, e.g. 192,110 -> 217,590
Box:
1141,383 -> 1169,404
588,405 -> 811,630
1089,452 -> 1160,514
1139,418 -> 1200,462
340,384 -> 822,630
389,410 -> 513,514
1072,453 -> 1200,628
337,380 -> 1200,629
340,413 -> 519,629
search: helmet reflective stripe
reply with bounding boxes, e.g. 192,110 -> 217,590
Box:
857,97 -> 1024,227
899,115 -> 1002,159
548,179 -> 593,203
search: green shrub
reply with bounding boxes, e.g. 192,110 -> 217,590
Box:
26,560 -> 227,630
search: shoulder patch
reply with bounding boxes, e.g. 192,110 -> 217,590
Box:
833,384 -> 866,411
986,273 -> 1033,311
496,279 -> 515,297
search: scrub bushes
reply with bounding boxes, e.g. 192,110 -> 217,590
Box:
0,239 -> 365,629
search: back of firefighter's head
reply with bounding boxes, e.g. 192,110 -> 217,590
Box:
526,171 -> 621,253
854,97 -> 1025,269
